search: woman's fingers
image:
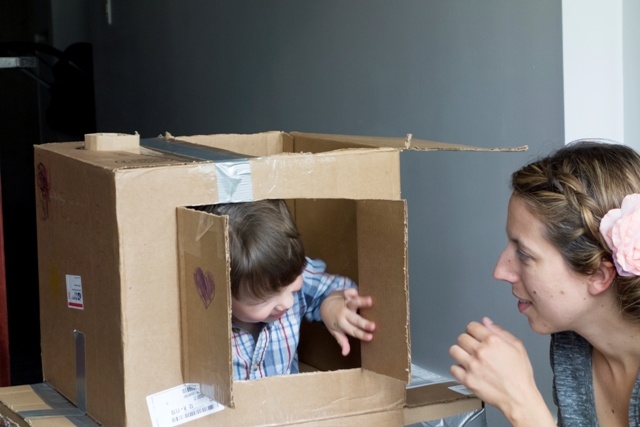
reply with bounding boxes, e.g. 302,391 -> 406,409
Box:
483,317 -> 519,344
449,343 -> 472,367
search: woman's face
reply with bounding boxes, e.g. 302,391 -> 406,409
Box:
493,196 -> 591,334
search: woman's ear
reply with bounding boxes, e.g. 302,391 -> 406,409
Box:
587,260 -> 616,296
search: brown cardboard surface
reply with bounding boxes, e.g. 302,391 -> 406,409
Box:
35,148 -> 124,427
178,207 -> 233,408
357,200 -> 410,383
294,199 -> 359,283
184,369 -> 405,427
291,131 -> 528,152
406,382 -> 477,407
85,133 -> 140,152
404,383 -> 482,425
36,141 -> 194,171
173,131 -> 292,157
250,149 -> 402,201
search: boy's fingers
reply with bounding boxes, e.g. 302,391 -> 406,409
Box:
331,330 -> 351,356
346,311 -> 376,332
345,295 -> 373,311
343,288 -> 359,300
339,316 -> 373,341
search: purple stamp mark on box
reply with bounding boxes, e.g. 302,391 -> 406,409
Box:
194,267 -> 215,309
37,162 -> 50,221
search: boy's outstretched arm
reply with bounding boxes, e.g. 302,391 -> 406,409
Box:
320,288 -> 376,356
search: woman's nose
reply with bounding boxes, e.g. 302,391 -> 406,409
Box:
493,249 -> 519,283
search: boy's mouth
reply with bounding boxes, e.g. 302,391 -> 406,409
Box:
270,310 -> 286,319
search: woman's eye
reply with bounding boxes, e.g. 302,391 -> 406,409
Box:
516,249 -> 530,260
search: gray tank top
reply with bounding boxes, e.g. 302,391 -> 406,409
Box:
551,331 -> 640,426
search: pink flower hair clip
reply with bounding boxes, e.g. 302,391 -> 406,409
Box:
599,194 -> 640,277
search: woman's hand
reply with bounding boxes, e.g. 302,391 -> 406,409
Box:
450,317 -> 555,426
320,288 -> 376,356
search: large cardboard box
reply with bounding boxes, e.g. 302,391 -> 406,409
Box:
34,132 -> 521,427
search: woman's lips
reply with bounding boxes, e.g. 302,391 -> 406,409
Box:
517,298 -> 532,313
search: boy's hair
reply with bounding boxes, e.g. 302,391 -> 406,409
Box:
203,199 -> 306,301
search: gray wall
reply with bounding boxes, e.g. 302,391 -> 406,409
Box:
78,1 -> 564,425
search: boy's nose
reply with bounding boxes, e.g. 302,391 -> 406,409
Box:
276,293 -> 294,312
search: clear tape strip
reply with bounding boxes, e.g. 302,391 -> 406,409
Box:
19,384 -> 100,426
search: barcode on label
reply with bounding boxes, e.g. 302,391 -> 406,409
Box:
181,385 -> 197,394
171,405 -> 216,423
147,383 -> 224,427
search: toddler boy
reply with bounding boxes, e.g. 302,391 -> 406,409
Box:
205,200 -> 375,381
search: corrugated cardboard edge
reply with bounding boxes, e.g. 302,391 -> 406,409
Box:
34,142 -> 198,172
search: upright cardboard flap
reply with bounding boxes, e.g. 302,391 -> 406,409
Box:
356,200 -> 410,383
177,207 -> 233,407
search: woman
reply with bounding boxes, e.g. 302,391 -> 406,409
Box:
450,140 -> 640,426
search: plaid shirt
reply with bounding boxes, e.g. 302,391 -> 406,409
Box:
231,257 -> 356,380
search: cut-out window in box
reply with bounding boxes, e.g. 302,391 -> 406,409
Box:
177,198 -> 409,411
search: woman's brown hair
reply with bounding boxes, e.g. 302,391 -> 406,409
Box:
511,140 -> 640,320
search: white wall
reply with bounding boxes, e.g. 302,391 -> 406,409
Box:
562,0 -> 640,150
624,0 -> 640,147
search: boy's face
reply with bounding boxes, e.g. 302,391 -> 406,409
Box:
232,274 -> 303,324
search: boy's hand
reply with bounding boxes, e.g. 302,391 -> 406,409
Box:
320,288 -> 376,356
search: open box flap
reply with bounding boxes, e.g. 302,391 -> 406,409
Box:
177,207 -> 234,407
291,131 -> 527,152
356,200 -> 410,383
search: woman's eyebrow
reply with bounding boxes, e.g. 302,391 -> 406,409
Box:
511,237 -> 535,255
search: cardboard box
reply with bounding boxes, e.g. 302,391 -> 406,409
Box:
34,132 -> 522,427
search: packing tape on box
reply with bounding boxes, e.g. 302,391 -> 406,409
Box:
18,384 -> 99,427
214,160 -> 253,203
141,137 -> 254,203
15,331 -> 99,427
